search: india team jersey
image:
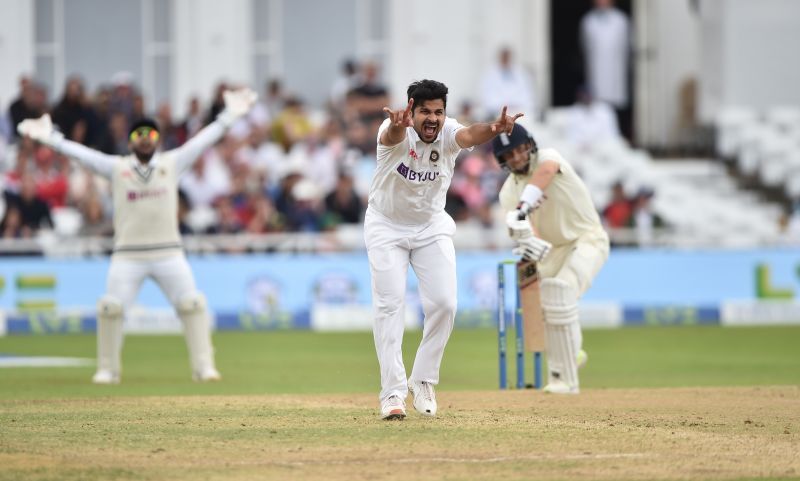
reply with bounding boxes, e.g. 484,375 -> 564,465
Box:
54,120 -> 226,259
110,154 -> 181,257
499,148 -> 604,246
370,117 -> 466,225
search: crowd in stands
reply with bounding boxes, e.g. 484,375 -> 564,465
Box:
0,53 -> 641,246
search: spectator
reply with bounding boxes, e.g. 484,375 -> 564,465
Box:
245,192 -> 284,234
78,192 -> 113,237
5,174 -> 53,233
155,102 -> 184,150
8,78 -> 47,140
205,82 -> 229,126
51,76 -> 92,143
580,0 -> 633,140
452,154 -> 493,226
32,146 -> 69,208
324,172 -> 363,224
566,86 -> 621,150
285,178 -> 322,232
329,58 -> 360,111
207,196 -> 244,235
271,96 -> 314,152
180,151 -> 232,210
108,71 -> 137,122
182,96 -> 205,139
602,181 -> 631,229
98,112 -> 131,155
627,187 -> 665,246
480,47 -> 536,120
346,61 -> 389,131
0,205 -> 28,238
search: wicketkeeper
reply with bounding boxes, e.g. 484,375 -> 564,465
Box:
494,124 -> 609,394
18,88 -> 257,384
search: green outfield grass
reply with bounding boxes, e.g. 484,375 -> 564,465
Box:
0,325 -> 798,399
2,326 -> 799,481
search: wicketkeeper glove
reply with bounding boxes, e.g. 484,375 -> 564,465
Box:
218,87 -> 258,127
17,114 -> 63,146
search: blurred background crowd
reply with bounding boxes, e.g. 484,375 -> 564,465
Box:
0,54 -> 644,246
1,0 -> 799,252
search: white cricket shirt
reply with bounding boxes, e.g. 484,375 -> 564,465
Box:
369,117 -> 466,225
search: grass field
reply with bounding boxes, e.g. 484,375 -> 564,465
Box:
1,326 -> 799,480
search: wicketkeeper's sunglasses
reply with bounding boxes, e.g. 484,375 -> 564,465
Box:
129,127 -> 160,143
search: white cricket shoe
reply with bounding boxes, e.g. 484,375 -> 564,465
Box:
193,367 -> 222,382
543,380 -> 579,394
380,395 -> 407,420
408,380 -> 437,417
577,349 -> 588,369
92,369 -> 120,385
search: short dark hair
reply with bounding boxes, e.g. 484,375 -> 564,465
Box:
407,79 -> 448,112
128,117 -> 160,137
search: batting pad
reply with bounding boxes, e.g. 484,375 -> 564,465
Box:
540,278 -> 579,389
96,296 -> 124,375
177,293 -> 216,377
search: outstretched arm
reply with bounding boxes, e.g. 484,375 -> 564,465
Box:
455,106 -> 523,149
174,88 -> 257,174
18,114 -> 116,178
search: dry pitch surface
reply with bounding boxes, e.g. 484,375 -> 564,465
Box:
1,386 -> 798,481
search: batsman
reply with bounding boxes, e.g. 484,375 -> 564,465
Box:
494,124 -> 609,394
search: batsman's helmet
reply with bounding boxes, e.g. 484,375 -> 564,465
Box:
491,124 -> 537,166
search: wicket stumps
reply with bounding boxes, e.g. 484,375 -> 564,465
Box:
497,260 -> 543,390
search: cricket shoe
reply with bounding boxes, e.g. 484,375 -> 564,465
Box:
543,380 -> 579,394
380,395 -> 407,420
577,349 -> 588,369
92,369 -> 120,385
408,380 -> 437,417
193,367 -> 222,382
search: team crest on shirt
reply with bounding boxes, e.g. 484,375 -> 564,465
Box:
430,150 -> 439,162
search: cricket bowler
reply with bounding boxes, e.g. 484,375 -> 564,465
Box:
368,79 -> 522,419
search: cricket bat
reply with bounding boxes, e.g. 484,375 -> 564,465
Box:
516,260 -> 545,352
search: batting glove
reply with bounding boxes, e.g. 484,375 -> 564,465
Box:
218,88 -> 258,126
17,114 -> 63,146
512,236 -> 552,263
505,210 -> 534,242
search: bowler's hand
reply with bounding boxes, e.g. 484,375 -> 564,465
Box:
383,99 -> 414,128
490,106 -> 524,135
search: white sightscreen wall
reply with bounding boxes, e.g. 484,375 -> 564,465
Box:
635,0 -> 700,147
386,0 -> 547,120
282,0 -> 358,107
0,0 -> 34,108
62,0 -> 143,98
700,0 -> 800,121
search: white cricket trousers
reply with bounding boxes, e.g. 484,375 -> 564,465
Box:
538,228 -> 610,352
106,253 -> 198,309
364,207 -> 457,401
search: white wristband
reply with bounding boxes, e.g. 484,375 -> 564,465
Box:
520,184 -> 543,207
